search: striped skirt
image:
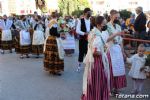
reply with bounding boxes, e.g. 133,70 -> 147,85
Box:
44,36 -> 64,73
0,41 -> 13,50
82,55 -> 109,100
31,45 -> 43,55
107,51 -> 127,90
113,75 -> 127,89
106,52 -> 114,91
14,33 -> 31,54
0,31 -> 13,50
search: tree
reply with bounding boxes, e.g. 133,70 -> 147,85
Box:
35,0 -> 48,13
119,10 -> 132,20
58,0 -> 90,16
72,10 -> 83,17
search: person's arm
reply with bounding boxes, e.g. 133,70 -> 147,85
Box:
76,19 -> 85,35
107,31 -> 124,42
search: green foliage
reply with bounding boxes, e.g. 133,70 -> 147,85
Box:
72,10 -> 83,17
58,0 -> 90,16
145,54 -> 150,66
119,10 -> 132,20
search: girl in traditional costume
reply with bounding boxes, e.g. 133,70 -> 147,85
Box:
82,16 -> 110,100
82,15 -> 124,100
31,15 -> 45,58
58,19 -> 75,56
14,15 -> 31,59
43,12 -> 64,76
0,15 -> 14,54
107,10 -> 127,95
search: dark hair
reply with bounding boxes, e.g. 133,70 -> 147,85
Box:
110,9 -> 118,16
90,16 -> 96,27
51,12 -> 57,18
95,16 -> 104,26
83,8 -> 91,14
147,21 -> 150,27
20,15 -> 25,20
37,15 -> 41,20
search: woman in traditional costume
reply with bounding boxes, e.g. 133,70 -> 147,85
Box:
82,15 -> 124,100
31,15 -> 45,58
43,12 -> 64,76
14,15 -> 31,59
0,15 -> 14,54
107,10 -> 127,95
82,16 -> 110,100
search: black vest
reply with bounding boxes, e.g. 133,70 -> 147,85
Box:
80,18 -> 93,40
80,18 -> 93,32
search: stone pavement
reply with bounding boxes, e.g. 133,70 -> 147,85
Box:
0,42 -> 150,100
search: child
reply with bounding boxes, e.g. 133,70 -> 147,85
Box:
126,44 -> 147,94
59,20 -> 75,56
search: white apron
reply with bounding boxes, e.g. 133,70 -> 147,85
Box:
56,38 -> 65,60
1,30 -> 12,41
20,30 -> 31,46
107,22 -> 125,76
109,44 -> 125,76
32,30 -> 44,45
61,33 -> 75,50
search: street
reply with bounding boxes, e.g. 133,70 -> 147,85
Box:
0,46 -> 150,100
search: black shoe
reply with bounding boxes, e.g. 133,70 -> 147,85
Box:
55,73 -> 62,76
26,55 -> 30,58
10,50 -> 12,53
1,51 -> 4,54
20,56 -> 23,59
52,72 -> 62,76
36,55 -> 39,58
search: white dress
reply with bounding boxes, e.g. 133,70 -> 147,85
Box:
127,54 -> 147,79
107,22 -> 126,76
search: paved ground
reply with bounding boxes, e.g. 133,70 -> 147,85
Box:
0,43 -> 150,100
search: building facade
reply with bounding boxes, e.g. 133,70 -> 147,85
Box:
0,0 -> 36,16
89,0 -> 150,15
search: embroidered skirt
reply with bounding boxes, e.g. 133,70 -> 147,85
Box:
31,45 -> 43,55
14,30 -> 31,54
0,30 -> 13,50
44,36 -> 64,73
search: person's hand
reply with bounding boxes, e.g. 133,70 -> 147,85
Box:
93,51 -> 101,57
116,31 -> 125,36
123,29 -> 130,34
140,67 -> 145,72
84,32 -> 88,35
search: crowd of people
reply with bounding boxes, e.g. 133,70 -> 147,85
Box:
0,6 -> 150,100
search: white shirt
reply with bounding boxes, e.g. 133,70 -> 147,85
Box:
127,54 -> 147,79
76,18 -> 91,35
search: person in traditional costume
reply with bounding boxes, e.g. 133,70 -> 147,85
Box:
43,12 -> 64,76
76,8 -> 93,72
58,19 -> 75,56
107,10 -> 127,95
82,15 -> 124,100
0,15 -> 15,54
31,15 -> 45,58
82,16 -> 109,100
14,15 -> 31,59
